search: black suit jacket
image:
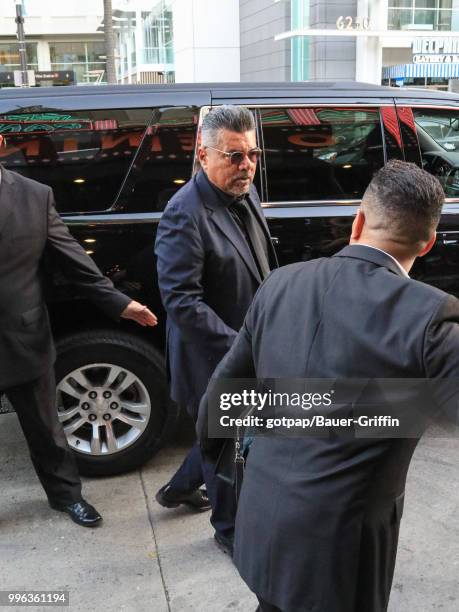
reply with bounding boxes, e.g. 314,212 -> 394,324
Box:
155,170 -> 277,415
0,167 -> 131,389
197,245 -> 459,612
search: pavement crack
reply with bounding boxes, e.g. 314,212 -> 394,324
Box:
139,468 -> 172,612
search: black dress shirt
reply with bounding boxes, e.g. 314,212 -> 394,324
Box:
202,172 -> 271,279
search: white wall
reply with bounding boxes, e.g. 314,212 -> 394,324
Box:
0,0 -> 101,17
171,0 -> 240,83
355,0 -> 388,84
0,0 -> 103,36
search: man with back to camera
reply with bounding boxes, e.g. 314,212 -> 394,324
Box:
198,160 -> 459,611
154,105 -> 278,554
0,137 -> 157,528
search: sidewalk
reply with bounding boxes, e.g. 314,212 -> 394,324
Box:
0,412 -> 457,611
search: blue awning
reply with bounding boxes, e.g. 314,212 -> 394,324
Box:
383,62 -> 459,79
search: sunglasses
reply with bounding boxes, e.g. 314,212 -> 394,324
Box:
206,146 -> 262,165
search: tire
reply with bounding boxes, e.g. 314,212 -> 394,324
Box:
54,330 -> 177,477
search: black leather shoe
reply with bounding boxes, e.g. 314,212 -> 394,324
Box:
155,484 -> 211,511
214,531 -> 234,556
50,500 -> 102,527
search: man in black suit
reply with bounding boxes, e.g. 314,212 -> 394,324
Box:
0,143 -> 157,527
198,160 -> 459,611
154,106 -> 277,552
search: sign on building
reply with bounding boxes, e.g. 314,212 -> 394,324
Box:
413,37 -> 459,64
0,70 -> 75,87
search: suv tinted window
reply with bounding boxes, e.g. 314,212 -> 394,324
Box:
413,107 -> 459,197
261,107 -> 385,202
120,106 -> 198,213
0,108 -> 152,213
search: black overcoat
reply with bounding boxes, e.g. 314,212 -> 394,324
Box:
0,167 -> 130,389
198,245 -> 459,612
155,169 -> 277,414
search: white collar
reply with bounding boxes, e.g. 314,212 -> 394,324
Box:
358,244 -> 410,278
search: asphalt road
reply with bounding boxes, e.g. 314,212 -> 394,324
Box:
0,412 -> 457,612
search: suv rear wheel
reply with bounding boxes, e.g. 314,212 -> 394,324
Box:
55,330 -> 176,477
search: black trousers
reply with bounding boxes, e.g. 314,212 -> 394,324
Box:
3,368 -> 82,506
168,441 -> 237,538
167,404 -> 237,539
256,596 -> 282,612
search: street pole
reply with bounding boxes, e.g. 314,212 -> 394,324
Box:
103,0 -> 117,83
14,0 -> 28,86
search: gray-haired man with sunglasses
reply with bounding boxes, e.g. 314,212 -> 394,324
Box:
154,105 -> 278,554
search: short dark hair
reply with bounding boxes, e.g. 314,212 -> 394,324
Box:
201,105 -> 255,147
362,159 -> 445,243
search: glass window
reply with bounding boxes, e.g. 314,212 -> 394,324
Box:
291,0 -> 310,82
49,41 -> 105,64
142,3 -> 174,65
416,0 -> 437,8
390,0 -> 413,7
0,108 -> 152,213
49,41 -> 106,85
438,8 -> 453,29
388,8 -> 412,28
389,0 -> 451,8
261,107 -> 385,202
388,0 -> 455,30
121,106 -> 198,213
413,108 -> 459,196
0,42 -> 38,69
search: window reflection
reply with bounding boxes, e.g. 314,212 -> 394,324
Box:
0,108 -> 152,213
414,108 -> 459,196
122,107 -> 198,213
261,107 -> 384,202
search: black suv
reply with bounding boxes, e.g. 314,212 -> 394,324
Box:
1,81 -> 458,476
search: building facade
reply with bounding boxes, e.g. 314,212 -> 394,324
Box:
106,0 -> 175,84
241,0 -> 459,89
239,0 -> 359,83
103,0 -> 240,84
239,0 -> 291,82
2,0 -> 459,88
0,0 -> 241,86
0,0 -> 177,86
383,0 -> 459,89
171,0 -> 240,82
0,0 -> 106,86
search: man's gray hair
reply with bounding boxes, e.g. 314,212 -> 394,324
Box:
201,105 -> 255,147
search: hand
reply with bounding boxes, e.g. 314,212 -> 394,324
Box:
121,300 -> 158,327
